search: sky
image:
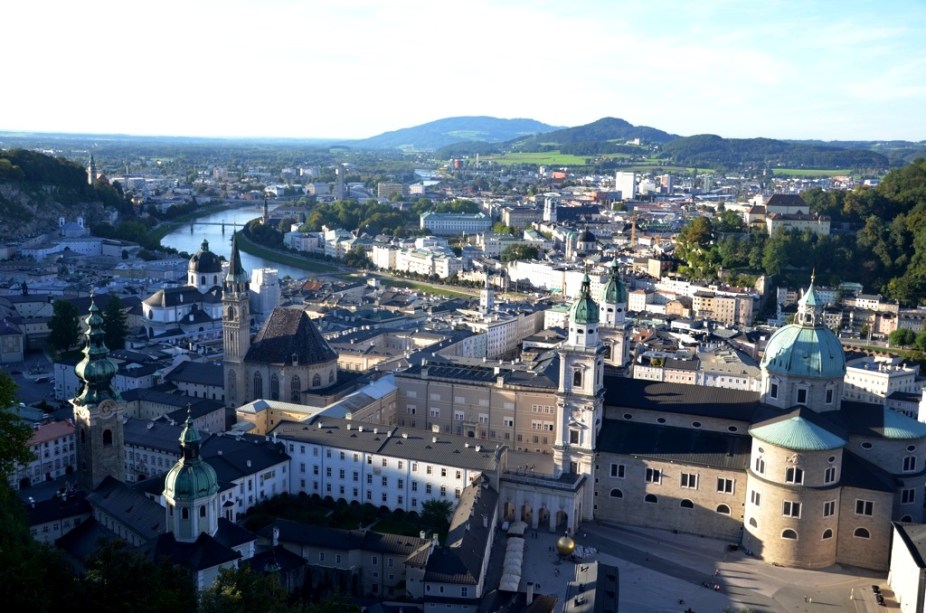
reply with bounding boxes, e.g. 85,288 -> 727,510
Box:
4,0 -> 926,142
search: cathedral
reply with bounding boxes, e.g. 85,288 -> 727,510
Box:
394,274 -> 926,571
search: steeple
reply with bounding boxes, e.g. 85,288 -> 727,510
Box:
87,154 -> 97,186
797,272 -> 822,327
224,233 -> 248,294
163,405 -> 220,541
74,297 -> 120,407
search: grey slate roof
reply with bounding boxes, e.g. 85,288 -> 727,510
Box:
25,491 -> 89,527
86,476 -> 165,542
603,377 -> 763,421
246,307 -> 338,365
266,519 -> 431,563
597,420 -> 752,470
424,479 -> 498,585
272,416 -> 500,472
147,531 -> 241,571
165,361 -> 224,387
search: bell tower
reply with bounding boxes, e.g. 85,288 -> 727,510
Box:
554,273 -> 605,521
223,233 -> 250,408
163,407 -> 220,542
72,298 -> 125,492
599,258 -> 629,368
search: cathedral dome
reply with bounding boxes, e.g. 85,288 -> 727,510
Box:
163,414 -> 218,502
761,278 -> 845,379
188,239 -> 223,275
570,273 -> 600,325
601,259 -> 627,304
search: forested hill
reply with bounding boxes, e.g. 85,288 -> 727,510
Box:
674,158 -> 926,307
0,149 -> 126,241
660,134 -> 889,170
349,116 -> 559,150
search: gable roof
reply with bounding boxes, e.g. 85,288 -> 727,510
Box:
604,377 -> 762,421
597,420 -> 752,470
245,307 -> 338,365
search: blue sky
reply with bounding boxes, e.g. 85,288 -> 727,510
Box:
4,0 -> 925,141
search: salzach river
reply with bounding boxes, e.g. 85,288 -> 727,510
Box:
159,205 -> 310,280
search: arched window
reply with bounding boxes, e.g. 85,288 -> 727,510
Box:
822,529 -> 833,540
900,515 -> 913,523
749,517 -> 758,528
604,345 -> 612,360
854,528 -> 870,539
312,373 -> 321,388
716,504 -> 731,515
644,494 -> 658,504
782,529 -> 798,540
181,507 -> 189,520
573,370 -> 582,387
201,275 -> 205,285
680,499 -> 694,509
226,306 -> 235,320
253,372 -> 263,400
80,428 -> 86,444
328,370 -> 335,384
291,376 -> 301,403
199,505 -> 206,518
213,274 -> 218,285
103,429 -> 113,446
270,374 -> 280,400
609,489 -> 623,498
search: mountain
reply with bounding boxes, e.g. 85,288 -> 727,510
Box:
346,116 -> 560,151
511,117 -> 677,149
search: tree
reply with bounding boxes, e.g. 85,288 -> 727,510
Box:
102,295 -> 128,351
199,565 -> 295,613
0,371 -> 33,478
888,328 -> 916,347
79,540 -> 196,613
49,299 -> 81,352
915,330 -> 926,352
500,244 -> 539,263
492,222 -> 513,236
421,499 -> 453,536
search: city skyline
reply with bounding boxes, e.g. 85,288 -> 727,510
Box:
4,0 -> 926,142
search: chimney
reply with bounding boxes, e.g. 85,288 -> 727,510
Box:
273,527 -> 280,547
432,436 -> 438,444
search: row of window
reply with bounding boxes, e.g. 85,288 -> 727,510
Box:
749,520 -> 871,541
299,478 -> 458,505
754,460 -> 838,485
252,370 -> 333,401
768,382 -> 835,405
608,489 -> 731,513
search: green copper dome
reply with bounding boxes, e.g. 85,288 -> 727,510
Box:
750,413 -> 847,451
761,278 -> 845,379
163,410 -> 218,502
570,273 -> 600,324
601,259 -> 627,304
74,298 -> 120,407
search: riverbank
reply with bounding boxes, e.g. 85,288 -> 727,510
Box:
150,202 -> 249,244
233,230 -> 343,275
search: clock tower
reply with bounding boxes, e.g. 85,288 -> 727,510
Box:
223,233 -> 250,408
72,298 -> 125,492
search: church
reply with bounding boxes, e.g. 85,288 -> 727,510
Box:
222,234 -> 340,409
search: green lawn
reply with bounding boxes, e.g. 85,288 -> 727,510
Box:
484,151 -> 592,166
772,168 -> 851,177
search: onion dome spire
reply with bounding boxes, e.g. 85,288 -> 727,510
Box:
74,296 -> 120,407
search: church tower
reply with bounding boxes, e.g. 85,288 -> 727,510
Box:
223,233 -> 250,408
87,154 -> 97,186
599,258 -> 629,368
554,273 -> 605,521
479,273 -> 495,316
72,298 -> 125,492
163,408 -> 220,542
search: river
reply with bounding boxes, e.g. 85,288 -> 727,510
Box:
159,205 -> 311,280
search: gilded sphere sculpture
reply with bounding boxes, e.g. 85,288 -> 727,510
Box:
555,534 -> 576,556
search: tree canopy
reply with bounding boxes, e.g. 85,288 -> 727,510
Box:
49,299 -> 81,352
103,295 -> 128,351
